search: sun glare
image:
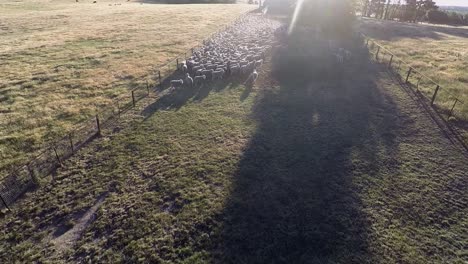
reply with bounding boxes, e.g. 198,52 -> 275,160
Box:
288,0 -> 306,34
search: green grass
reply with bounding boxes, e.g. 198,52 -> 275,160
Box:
0,1 -> 254,174
0,51 -> 466,263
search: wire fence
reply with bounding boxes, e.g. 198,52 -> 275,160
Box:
364,36 -> 468,147
0,10 -> 255,211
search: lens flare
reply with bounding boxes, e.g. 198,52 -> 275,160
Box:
288,0 -> 306,34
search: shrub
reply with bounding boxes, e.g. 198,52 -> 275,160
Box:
427,10 -> 449,24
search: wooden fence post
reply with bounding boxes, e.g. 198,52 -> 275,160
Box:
146,81 -> 150,95
375,46 -> 380,61
388,55 -> 393,68
448,99 -> 459,118
416,77 -> 422,91
0,193 -> 9,211
176,59 -> 179,70
96,114 -> 101,136
28,165 -> 38,185
405,67 -> 412,83
53,147 -> 62,165
158,71 -> 161,86
431,85 -> 440,106
131,90 -> 136,107
69,133 -> 74,153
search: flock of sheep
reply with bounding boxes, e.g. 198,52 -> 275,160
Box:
169,14 -> 281,90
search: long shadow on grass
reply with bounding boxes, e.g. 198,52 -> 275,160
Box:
212,46 -> 400,263
142,71 -> 245,119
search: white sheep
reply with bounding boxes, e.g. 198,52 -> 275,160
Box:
205,64 -> 218,70
194,75 -> 206,86
240,64 -> 249,75
244,69 -> 258,87
202,69 -> 214,80
170,79 -> 184,88
344,50 -> 352,61
192,65 -> 203,74
185,73 -> 193,88
255,59 -> 263,68
334,53 -> 344,64
230,65 -> 240,76
195,69 -> 205,76
212,69 -> 225,81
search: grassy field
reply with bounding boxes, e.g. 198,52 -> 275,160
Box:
0,43 -> 466,263
0,0 -> 253,173
359,17 -> 468,122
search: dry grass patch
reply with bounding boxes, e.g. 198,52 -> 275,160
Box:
360,18 -> 468,122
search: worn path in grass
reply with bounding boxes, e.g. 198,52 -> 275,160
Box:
0,30 -> 467,264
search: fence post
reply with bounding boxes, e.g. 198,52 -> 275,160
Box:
132,90 -> 136,107
388,55 -> 393,68
176,59 -> 179,70
431,85 -> 440,106
146,81 -> 150,95
53,147 -> 62,165
0,193 -> 9,211
158,71 -> 161,86
416,77 -> 422,91
375,46 -> 380,61
448,99 -> 459,118
69,133 -> 74,153
28,165 -> 39,185
405,67 -> 412,83
96,114 -> 101,136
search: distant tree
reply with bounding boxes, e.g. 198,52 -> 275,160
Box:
427,9 -> 449,24
367,0 -> 386,18
383,0 -> 391,19
447,12 -> 463,24
402,0 -> 417,22
416,0 -> 437,21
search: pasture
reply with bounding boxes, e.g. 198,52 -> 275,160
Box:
0,1 -> 253,173
359,17 -> 468,123
0,14 -> 467,262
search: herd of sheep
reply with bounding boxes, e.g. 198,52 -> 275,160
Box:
169,14 -> 281,90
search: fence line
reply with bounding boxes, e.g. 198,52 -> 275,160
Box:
363,34 -> 467,147
0,10 -> 255,211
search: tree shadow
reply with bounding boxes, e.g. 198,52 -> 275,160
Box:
211,42 -> 401,263
360,17 -> 468,41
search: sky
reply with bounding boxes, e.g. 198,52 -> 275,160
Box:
435,0 -> 468,6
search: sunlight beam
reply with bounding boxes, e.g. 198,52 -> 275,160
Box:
288,0 -> 306,34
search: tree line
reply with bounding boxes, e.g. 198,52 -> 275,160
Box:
361,0 -> 468,25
